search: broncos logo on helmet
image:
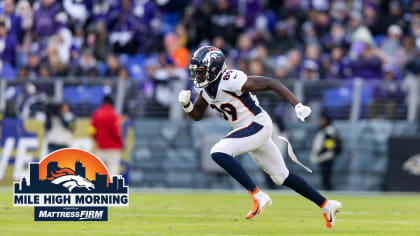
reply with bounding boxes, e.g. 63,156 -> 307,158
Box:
49,168 -> 95,192
189,46 -> 226,88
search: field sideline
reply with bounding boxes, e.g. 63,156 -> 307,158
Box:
1,189 -> 420,236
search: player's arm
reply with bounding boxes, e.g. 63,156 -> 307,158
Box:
242,76 -> 311,121
178,90 -> 208,121
242,76 -> 299,106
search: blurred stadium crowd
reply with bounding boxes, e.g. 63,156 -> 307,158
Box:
1,0 -> 420,119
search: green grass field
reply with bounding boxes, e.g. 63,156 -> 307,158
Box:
1,189 -> 420,236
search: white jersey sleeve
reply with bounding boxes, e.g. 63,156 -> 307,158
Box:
221,69 -> 248,96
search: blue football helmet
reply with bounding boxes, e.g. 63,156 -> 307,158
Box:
188,46 -> 226,88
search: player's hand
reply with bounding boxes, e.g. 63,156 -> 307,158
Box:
295,103 -> 311,122
178,90 -> 191,106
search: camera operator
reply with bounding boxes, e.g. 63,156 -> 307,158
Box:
45,102 -> 76,153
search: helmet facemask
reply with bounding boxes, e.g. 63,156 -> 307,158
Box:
189,64 -> 211,88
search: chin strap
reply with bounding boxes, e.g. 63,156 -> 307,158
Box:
278,136 -> 312,173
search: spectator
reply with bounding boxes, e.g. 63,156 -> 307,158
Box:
368,65 -> 404,120
48,27 -> 72,66
385,1 -> 406,31
323,46 -> 351,79
164,33 -> 189,68
381,25 -> 403,59
274,56 -> 288,80
108,0 -> 141,54
287,49 -> 302,77
330,1 -> 348,23
395,36 -> 416,69
183,2 -> 213,46
310,112 -> 341,190
39,64 -> 51,79
305,43 -> 321,62
17,67 -> 28,79
86,20 -> 109,62
248,59 -> 264,76
301,60 -> 319,81
175,24 -> 188,48
350,42 -> 388,79
62,0 -> 88,24
89,0 -> 112,24
25,52 -> 40,79
45,102 -> 75,153
212,35 -> 230,54
347,11 -> 362,35
117,67 -> 130,80
268,21 -> 296,56
251,44 -> 274,75
0,59 -> 16,80
211,0 -> 239,46
74,51 -> 99,77
231,33 -> 253,63
15,0 -> 33,31
274,49 -> 302,80
363,3 -> 387,36
33,0 -> 61,39
3,0 -> 23,41
0,20 -> 18,67
105,55 -> 121,77
405,39 -> 420,75
153,57 -> 187,106
301,21 -> 320,46
72,24 -> 84,50
312,9 -> 330,37
321,23 -> 350,52
90,96 -> 123,175
410,15 -> 420,39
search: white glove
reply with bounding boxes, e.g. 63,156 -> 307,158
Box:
295,103 -> 311,122
178,90 -> 191,106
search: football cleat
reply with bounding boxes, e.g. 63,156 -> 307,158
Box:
246,189 -> 272,220
322,200 -> 342,228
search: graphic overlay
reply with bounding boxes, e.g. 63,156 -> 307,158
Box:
13,149 -> 129,221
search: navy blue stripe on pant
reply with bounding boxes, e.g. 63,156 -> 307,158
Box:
225,122 -> 264,138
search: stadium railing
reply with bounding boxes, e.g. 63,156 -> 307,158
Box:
0,77 -> 417,121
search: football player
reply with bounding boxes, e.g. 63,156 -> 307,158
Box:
178,46 -> 341,227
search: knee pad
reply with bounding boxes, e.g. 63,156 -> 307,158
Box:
270,169 -> 290,185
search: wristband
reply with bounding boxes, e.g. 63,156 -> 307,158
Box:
183,102 -> 193,113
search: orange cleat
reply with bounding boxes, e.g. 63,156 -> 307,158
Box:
321,200 -> 342,228
246,188 -> 272,220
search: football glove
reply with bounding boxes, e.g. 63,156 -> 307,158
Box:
178,90 -> 191,106
295,103 -> 311,122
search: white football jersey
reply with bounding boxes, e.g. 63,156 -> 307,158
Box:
200,69 -> 265,129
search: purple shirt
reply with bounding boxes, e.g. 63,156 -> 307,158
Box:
351,56 -> 383,79
33,3 -> 61,37
0,34 -> 17,67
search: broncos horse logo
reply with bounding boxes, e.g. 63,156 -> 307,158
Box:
49,168 -> 95,192
403,154 -> 420,176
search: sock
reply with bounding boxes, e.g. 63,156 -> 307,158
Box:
211,152 -> 257,192
283,172 -> 327,207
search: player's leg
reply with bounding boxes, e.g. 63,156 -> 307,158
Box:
210,120 -> 272,219
250,138 -> 342,227
210,123 -> 269,192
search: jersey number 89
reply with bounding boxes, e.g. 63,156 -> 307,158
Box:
210,103 -> 238,121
